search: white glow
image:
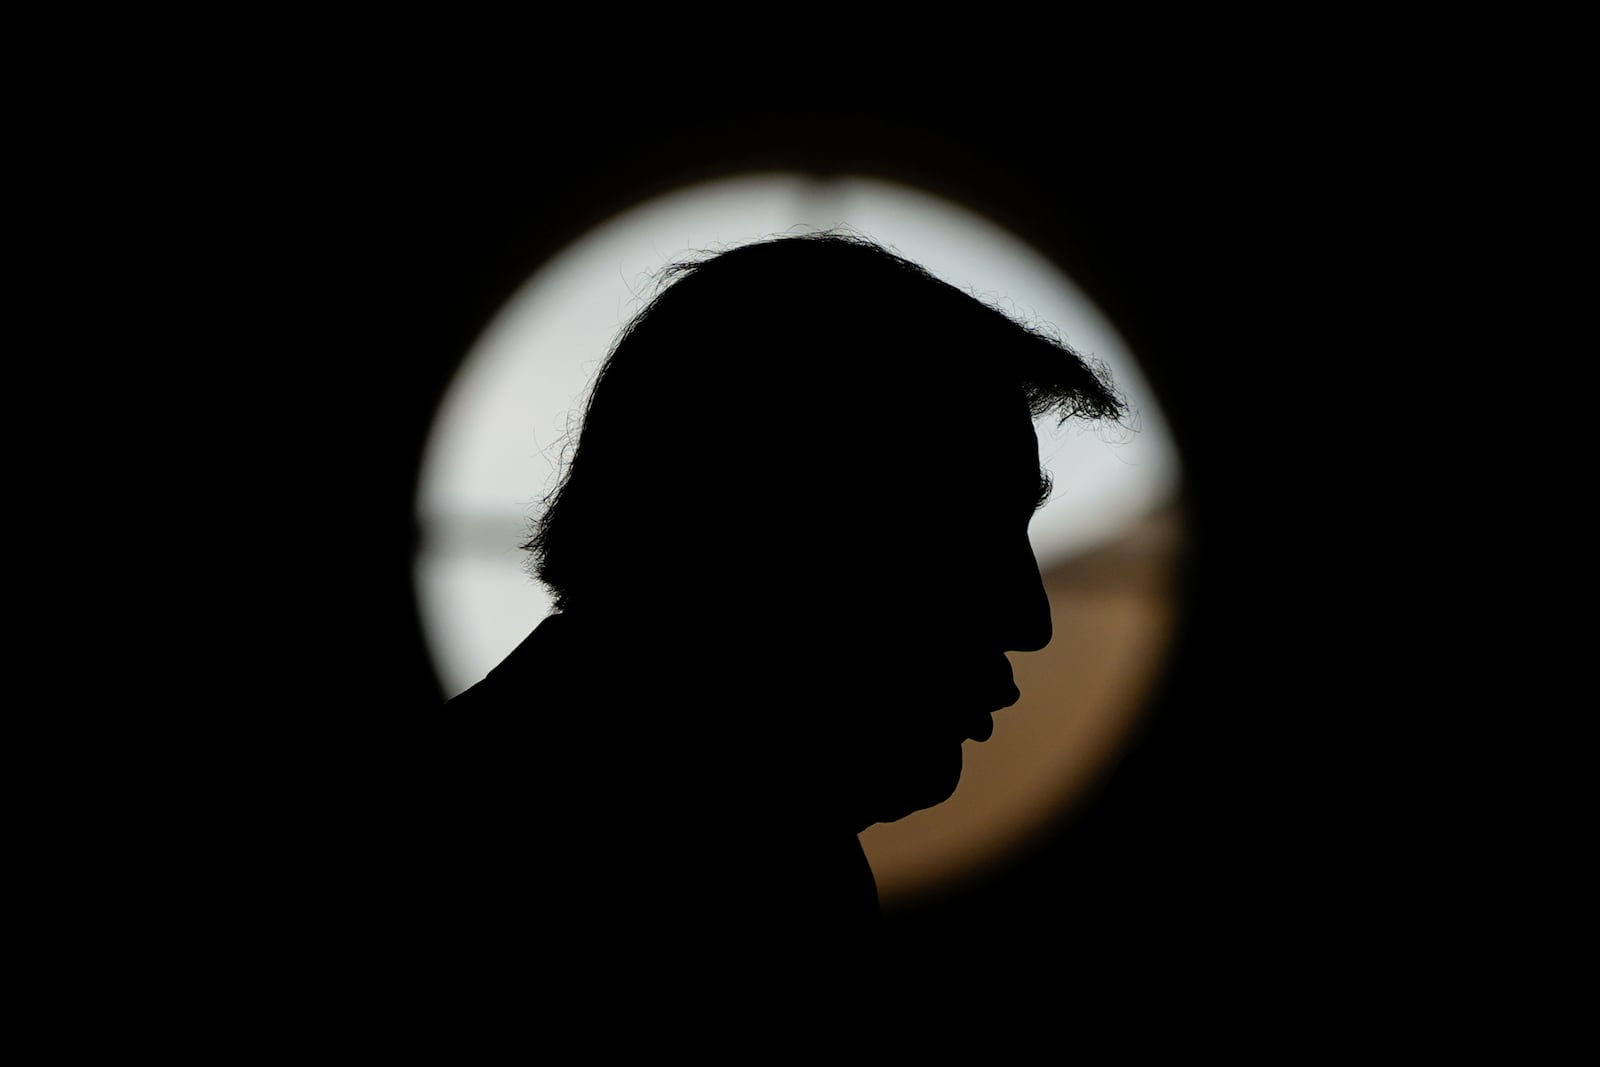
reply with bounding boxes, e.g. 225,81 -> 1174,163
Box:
416,173 -> 1180,696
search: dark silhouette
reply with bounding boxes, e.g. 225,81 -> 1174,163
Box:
434,233 -> 1125,953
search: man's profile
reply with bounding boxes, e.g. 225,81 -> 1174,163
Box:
433,233 -> 1126,948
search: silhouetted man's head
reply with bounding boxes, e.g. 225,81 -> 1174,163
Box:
524,233 -> 1125,831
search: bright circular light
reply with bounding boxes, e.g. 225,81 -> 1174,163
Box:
415,172 -> 1183,907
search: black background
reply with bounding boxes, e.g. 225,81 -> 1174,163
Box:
165,85 -> 1343,976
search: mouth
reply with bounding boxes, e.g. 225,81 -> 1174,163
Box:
964,684 -> 1020,743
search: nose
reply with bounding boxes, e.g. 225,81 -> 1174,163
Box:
1004,538 -> 1052,653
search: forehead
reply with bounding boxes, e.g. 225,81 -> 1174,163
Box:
919,396 -> 1042,496
821,373 -> 1043,508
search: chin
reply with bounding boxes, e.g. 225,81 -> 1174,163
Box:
866,746 -> 965,825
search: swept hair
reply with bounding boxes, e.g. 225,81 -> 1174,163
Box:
524,233 -> 1127,611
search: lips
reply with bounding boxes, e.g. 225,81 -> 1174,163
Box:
903,658 -> 1020,744
964,683 -> 1020,743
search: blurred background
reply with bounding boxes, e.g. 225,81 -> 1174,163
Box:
415,173 -> 1185,911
